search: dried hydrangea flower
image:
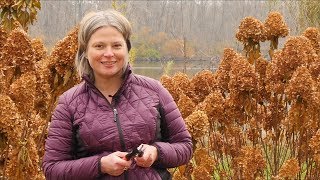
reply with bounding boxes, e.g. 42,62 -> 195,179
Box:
49,27 -> 78,76
192,166 -> 212,180
9,72 -> 36,118
194,147 -> 215,173
31,38 -> 47,62
264,11 -> 289,58
285,66 -> 315,102
255,57 -> 270,102
264,11 -> 289,40
185,110 -> 209,140
177,93 -> 196,119
279,36 -> 317,79
172,72 -> 194,98
233,146 -> 266,180
196,90 -> 225,125
236,16 -> 266,64
210,131 -> 225,155
309,130 -> 320,163
0,0 -> 14,7
302,27 -> 320,55
0,26 -> 8,51
278,158 -> 300,178
228,55 -> 258,93
190,70 -> 216,103
236,17 -> 266,43
160,74 -> 180,102
216,48 -> 239,92
171,169 -> 187,180
1,28 -> 35,73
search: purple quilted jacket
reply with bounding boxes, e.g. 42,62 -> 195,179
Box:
42,66 -> 193,180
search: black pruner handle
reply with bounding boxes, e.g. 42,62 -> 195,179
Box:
124,145 -> 144,161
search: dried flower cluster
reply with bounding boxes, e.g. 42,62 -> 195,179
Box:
185,110 -> 209,140
233,146 -> 265,180
215,48 -> 239,92
302,27 -> 320,55
264,11 -> 289,40
236,17 -> 266,43
166,11 -> 320,180
0,25 -> 80,179
0,0 -> 14,7
278,158 -> 300,178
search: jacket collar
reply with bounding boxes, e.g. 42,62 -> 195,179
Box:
82,63 -> 132,102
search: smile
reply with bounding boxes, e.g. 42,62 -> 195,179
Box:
101,61 -> 116,65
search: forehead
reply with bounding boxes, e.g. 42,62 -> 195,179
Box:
89,26 -> 125,42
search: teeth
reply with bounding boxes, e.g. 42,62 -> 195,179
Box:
101,61 -> 116,65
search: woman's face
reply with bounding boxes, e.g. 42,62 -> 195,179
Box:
86,26 -> 128,80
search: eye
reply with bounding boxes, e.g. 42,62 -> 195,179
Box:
94,44 -> 104,49
113,44 -> 122,49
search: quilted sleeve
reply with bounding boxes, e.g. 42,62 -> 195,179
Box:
42,94 -> 109,180
152,82 -> 193,168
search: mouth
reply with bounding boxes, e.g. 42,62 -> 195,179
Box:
101,61 -> 116,65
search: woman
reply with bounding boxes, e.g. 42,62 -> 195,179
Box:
42,9 -> 193,180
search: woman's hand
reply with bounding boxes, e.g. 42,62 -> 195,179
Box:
100,151 -> 132,176
135,144 -> 158,168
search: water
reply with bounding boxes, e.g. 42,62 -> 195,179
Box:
132,60 -> 214,80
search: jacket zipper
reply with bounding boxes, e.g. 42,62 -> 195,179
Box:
113,108 -> 126,151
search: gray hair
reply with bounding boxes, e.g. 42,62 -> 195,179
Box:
75,9 -> 132,80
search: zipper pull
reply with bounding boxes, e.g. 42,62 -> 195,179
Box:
113,108 -> 118,122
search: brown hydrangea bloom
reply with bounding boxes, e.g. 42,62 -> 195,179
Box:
196,90 -> 225,125
1,28 -> 35,73
255,57 -> 270,102
287,100 -> 318,134
172,169 -> 187,180
192,166 -> 211,180
228,55 -> 258,93
49,26 -> 78,76
278,158 -> 300,178
264,11 -> 289,40
216,48 -> 240,92
185,110 -> 209,140
210,131 -> 225,155
0,0 -> 14,7
190,70 -> 216,103
308,55 -> 320,80
265,51 -> 286,94
264,96 -> 285,131
9,72 -> 36,118
177,93 -> 195,119
0,94 -> 23,142
0,26 -> 7,51
236,17 -> 266,43
309,130 -> 320,163
35,58 -> 52,117
233,146 -> 266,180
279,36 -> 317,78
302,27 -> 320,55
6,137 -> 40,179
31,38 -> 47,62
160,74 -> 180,102
172,72 -> 193,98
285,66 -> 315,103
223,126 -> 243,157
194,147 -> 215,173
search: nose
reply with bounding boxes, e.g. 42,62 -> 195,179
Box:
103,47 -> 114,57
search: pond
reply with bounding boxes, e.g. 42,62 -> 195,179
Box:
132,60 -> 215,80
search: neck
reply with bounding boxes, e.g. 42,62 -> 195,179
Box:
94,74 -> 123,97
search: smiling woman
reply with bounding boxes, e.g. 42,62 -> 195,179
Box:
42,9 -> 193,180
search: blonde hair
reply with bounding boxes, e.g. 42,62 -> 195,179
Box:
75,9 -> 132,79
